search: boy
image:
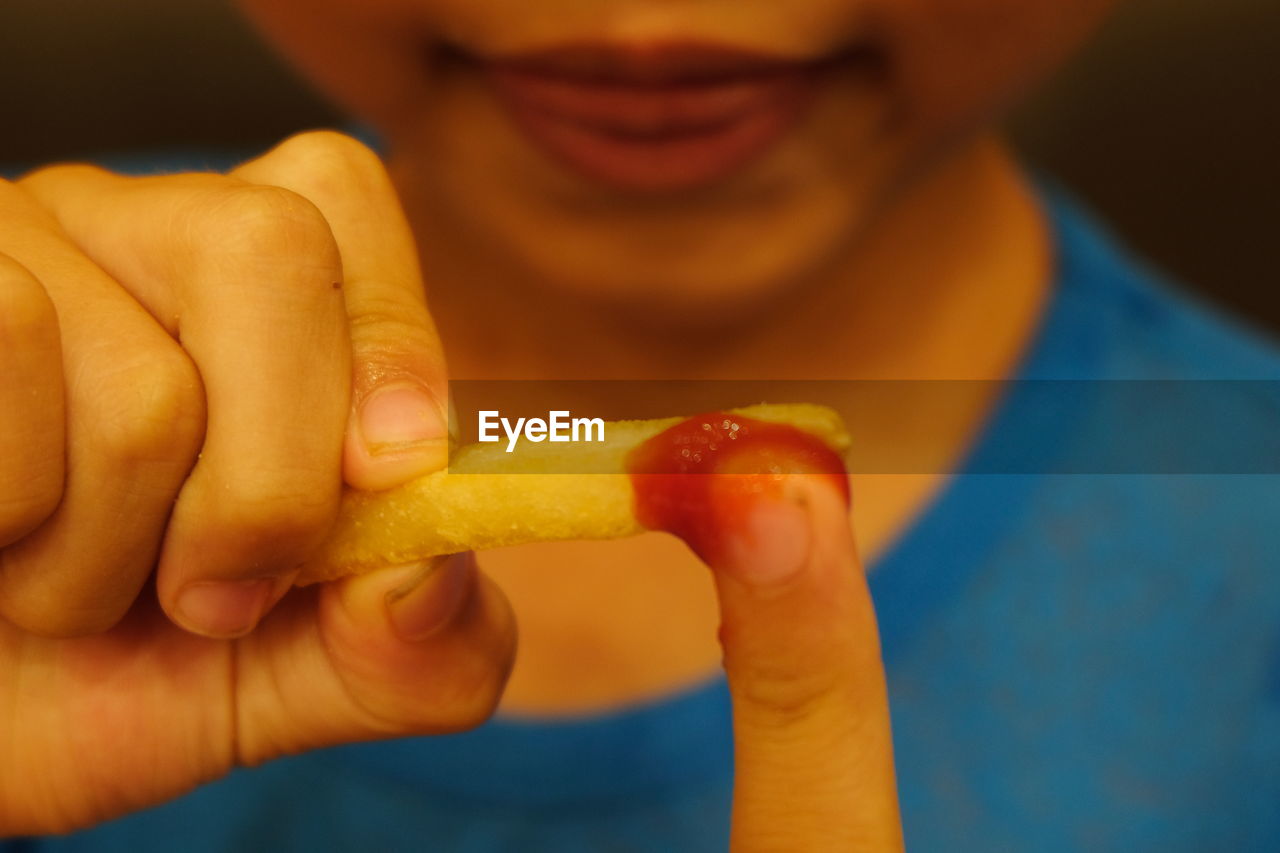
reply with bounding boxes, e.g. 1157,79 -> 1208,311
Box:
2,0 -> 1278,849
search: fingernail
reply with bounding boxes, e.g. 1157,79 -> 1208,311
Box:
385,553 -> 474,642
718,485 -> 812,586
359,382 -> 447,455
175,578 -> 275,639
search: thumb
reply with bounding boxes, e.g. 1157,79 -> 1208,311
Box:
231,131 -> 450,491
232,552 -> 516,765
702,475 -> 904,852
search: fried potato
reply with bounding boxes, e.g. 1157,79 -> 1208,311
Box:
297,403 -> 849,583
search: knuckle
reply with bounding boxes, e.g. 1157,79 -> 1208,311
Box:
731,658 -> 844,727
347,303 -> 437,364
185,185 -> 338,268
437,660 -> 508,733
89,346 -> 205,468
440,583 -> 516,731
0,181 -> 62,242
215,474 -> 337,554
342,289 -> 440,371
0,254 -> 57,342
40,605 -> 125,638
0,477 -> 61,547
0,257 -> 60,369
267,130 -> 389,197
14,162 -> 109,195
450,684 -> 504,731
345,288 -> 426,335
0,575 -> 119,639
0,257 -> 62,545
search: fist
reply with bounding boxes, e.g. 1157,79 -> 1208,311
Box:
0,132 -> 515,836
0,131 -> 451,638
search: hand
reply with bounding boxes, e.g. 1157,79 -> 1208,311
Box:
699,476 -> 905,851
0,132 -> 516,835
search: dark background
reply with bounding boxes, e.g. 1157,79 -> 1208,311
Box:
2,0 -> 1277,333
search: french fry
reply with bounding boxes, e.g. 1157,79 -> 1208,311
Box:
296,403 -> 849,584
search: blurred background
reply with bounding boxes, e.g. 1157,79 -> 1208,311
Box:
1,0 -> 1276,332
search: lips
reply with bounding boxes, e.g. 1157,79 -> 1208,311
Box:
464,43 -> 847,193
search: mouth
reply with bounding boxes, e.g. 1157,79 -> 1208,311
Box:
449,41 -> 873,194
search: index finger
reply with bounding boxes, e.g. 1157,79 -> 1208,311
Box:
232,131 -> 451,492
704,475 -> 904,852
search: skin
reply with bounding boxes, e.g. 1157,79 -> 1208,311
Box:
0,0 -> 1114,847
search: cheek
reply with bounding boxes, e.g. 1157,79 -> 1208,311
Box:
234,0 -> 434,129
879,0 -> 1116,138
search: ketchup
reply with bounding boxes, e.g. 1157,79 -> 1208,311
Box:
626,412 -> 850,566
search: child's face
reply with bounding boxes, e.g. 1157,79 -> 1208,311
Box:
238,0 -> 1112,319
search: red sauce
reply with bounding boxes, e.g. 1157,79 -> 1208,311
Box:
626,411 -> 850,565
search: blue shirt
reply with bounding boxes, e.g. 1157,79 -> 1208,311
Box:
8,189 -> 1280,852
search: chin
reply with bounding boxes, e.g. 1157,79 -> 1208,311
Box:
531,196 -> 870,332
541,249 -> 830,335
